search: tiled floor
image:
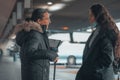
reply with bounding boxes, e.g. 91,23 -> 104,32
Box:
0,55 -> 119,80
0,55 -> 21,80
0,55 -> 78,80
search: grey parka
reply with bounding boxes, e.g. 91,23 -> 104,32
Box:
15,22 -> 58,80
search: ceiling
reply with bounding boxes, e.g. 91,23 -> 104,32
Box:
0,0 -> 120,42
0,0 -> 16,43
0,0 -> 120,46
29,0 -> 120,31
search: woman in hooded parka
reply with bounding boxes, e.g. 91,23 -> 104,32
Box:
15,8 -> 58,80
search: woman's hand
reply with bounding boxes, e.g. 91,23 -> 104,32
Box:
54,57 -> 59,62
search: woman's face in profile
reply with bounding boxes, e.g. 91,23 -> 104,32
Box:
37,12 -> 51,29
89,10 -> 96,24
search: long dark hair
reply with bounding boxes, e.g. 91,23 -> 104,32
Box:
90,4 -> 120,58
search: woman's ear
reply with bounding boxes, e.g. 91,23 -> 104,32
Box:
36,19 -> 41,24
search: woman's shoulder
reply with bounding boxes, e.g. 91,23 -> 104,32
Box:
16,30 -> 29,46
99,28 -> 117,45
105,29 -> 117,41
100,28 -> 116,37
16,30 -> 28,38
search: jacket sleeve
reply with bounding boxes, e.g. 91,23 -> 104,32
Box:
96,36 -> 114,68
22,32 -> 58,61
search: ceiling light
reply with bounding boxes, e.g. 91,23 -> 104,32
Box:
36,5 -> 48,9
48,3 -> 66,11
47,2 -> 53,5
62,26 -> 69,30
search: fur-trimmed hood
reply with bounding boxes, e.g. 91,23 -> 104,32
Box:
14,21 -> 43,34
15,21 -> 43,47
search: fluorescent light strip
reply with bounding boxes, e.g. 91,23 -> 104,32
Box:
48,3 -> 66,11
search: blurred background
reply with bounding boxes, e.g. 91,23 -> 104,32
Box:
0,0 -> 120,80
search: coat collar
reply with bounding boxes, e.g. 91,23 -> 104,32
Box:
83,25 -> 101,62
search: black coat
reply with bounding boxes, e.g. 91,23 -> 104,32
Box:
75,27 -> 116,80
16,29 -> 58,80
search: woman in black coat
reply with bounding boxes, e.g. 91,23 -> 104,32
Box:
75,4 -> 120,80
15,8 -> 58,80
